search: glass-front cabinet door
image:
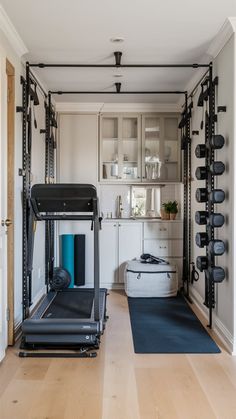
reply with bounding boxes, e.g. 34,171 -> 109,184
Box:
142,115 -> 162,181
100,116 -> 119,180
121,116 -> 141,181
142,114 -> 180,182
100,113 -> 180,183
100,114 -> 141,182
163,116 -> 180,181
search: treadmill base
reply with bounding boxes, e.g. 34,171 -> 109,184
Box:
19,348 -> 98,358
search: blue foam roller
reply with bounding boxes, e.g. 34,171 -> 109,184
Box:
61,234 -> 74,288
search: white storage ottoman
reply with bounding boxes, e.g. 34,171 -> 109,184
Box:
125,260 -> 178,298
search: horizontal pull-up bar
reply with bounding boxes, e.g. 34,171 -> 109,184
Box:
50,90 -> 187,95
29,63 -> 210,69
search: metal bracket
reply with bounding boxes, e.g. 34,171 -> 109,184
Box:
217,106 -> 227,113
18,168 -> 26,176
16,106 -> 24,113
115,82 -> 121,93
114,51 -> 122,66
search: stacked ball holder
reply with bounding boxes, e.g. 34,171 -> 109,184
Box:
195,133 -> 226,327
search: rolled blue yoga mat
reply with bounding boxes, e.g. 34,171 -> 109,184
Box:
61,234 -> 74,288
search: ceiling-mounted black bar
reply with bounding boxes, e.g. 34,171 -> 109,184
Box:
50,90 -> 187,95
29,63 -> 210,69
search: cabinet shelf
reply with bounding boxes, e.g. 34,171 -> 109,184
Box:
122,137 -> 138,141
102,137 -> 118,141
145,127 -> 160,132
145,137 -> 160,141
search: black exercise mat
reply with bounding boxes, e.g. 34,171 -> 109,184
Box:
74,234 -> 85,286
128,295 -> 220,353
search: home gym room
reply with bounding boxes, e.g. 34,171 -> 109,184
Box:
0,1 -> 236,418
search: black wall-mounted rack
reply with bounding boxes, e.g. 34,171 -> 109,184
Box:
194,68 -> 226,328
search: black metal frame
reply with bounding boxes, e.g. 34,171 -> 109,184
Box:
19,56 -> 219,329
180,94 -> 192,301
204,67 -> 219,327
194,65 -> 225,328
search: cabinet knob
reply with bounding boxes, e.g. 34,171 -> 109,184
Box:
159,246 -> 167,249
113,224 -> 116,227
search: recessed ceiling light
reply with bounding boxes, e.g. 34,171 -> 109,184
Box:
110,37 -> 124,43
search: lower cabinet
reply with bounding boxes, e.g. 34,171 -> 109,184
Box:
143,221 -> 183,287
100,222 -> 143,288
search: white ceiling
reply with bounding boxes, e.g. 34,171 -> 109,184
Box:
1,0 -> 236,103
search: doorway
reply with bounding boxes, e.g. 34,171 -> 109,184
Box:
6,59 -> 15,346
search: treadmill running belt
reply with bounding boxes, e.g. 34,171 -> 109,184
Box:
43,290 -> 94,319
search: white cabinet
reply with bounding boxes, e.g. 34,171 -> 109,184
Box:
144,221 -> 183,239
58,114 -> 98,185
100,221 -> 143,288
118,222 -> 143,284
100,113 -> 181,183
142,114 -> 181,182
100,222 -> 118,285
143,221 -> 183,286
100,114 -> 141,182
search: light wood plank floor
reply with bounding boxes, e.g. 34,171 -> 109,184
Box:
0,290 -> 236,419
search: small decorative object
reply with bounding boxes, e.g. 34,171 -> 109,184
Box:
161,201 -> 178,220
123,154 -> 129,161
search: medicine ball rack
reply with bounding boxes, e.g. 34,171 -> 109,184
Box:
194,65 -> 226,328
17,54 -> 215,334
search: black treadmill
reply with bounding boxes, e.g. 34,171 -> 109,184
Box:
20,184 -> 107,358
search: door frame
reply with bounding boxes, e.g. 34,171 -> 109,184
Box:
6,58 -> 15,345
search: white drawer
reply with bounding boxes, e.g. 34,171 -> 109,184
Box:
144,239 -> 183,257
144,222 -> 183,239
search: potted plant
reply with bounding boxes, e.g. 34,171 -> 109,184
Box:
161,201 -> 178,220
169,200 -> 178,220
161,201 -> 172,220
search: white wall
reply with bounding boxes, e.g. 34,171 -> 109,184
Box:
0,29 -> 47,338
190,35 -> 235,351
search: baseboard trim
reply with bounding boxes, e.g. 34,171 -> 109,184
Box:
190,287 -> 234,354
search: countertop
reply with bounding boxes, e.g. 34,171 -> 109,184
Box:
103,217 -> 183,223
